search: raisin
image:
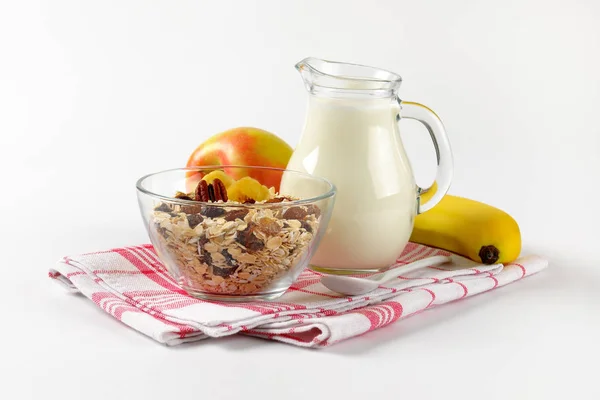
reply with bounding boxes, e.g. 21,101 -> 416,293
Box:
209,248 -> 239,277
221,249 -> 238,267
224,209 -> 249,221
301,220 -> 313,233
174,191 -> 193,200
235,227 -> 250,245
236,225 -> 264,252
243,198 -> 256,204
246,236 -> 264,251
305,204 -> 321,218
180,204 -> 203,214
155,203 -> 172,213
282,206 -> 308,220
212,265 -> 237,277
198,236 -> 209,248
201,206 -> 225,218
198,244 -> 212,266
186,214 -> 204,229
257,217 -> 280,235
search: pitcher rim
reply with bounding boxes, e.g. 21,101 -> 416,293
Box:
295,57 -> 402,84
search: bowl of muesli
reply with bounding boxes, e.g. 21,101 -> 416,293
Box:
136,166 -> 336,301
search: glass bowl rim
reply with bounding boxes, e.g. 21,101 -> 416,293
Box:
136,165 -> 337,208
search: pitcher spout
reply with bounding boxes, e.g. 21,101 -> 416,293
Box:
295,57 -> 402,97
295,57 -> 323,92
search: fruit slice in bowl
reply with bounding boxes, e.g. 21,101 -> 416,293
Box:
227,177 -> 273,203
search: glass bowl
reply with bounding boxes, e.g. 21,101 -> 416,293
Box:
136,166 -> 336,301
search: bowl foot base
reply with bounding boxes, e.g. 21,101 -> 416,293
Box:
180,286 -> 288,302
310,264 -> 387,275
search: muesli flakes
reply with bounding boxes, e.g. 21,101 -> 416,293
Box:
150,202 -> 320,296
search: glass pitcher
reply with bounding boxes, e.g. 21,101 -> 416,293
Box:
280,57 -> 453,273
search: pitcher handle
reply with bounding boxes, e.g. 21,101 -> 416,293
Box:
398,100 -> 454,214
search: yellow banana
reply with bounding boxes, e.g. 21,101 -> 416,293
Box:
411,188 -> 521,264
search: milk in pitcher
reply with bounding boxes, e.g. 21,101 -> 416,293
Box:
281,57 -> 454,272
281,95 -> 417,270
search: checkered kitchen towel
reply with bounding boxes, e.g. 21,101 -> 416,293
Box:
49,243 -> 547,348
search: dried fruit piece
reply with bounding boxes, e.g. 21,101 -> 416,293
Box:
186,214 -> 204,229
174,191 -> 193,200
195,180 -> 210,202
155,203 -> 172,213
201,206 -> 225,218
180,204 -> 203,214
256,217 -> 281,235
243,199 -> 256,204
198,247 -> 212,266
221,249 -> 238,267
201,170 -> 235,188
306,204 -> 321,218
212,265 -> 237,277
283,206 -> 308,220
227,177 -> 271,203
197,236 -> 209,249
236,224 -> 264,252
301,220 -> 313,233
223,209 -> 249,221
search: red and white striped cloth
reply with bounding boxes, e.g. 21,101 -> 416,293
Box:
49,243 -> 547,347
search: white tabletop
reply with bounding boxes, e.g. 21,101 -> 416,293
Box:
9,241 -> 600,399
2,1 -> 599,399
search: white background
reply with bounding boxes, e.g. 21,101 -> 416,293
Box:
1,1 -> 599,399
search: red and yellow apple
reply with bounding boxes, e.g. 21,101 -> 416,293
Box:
185,127 -> 293,192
